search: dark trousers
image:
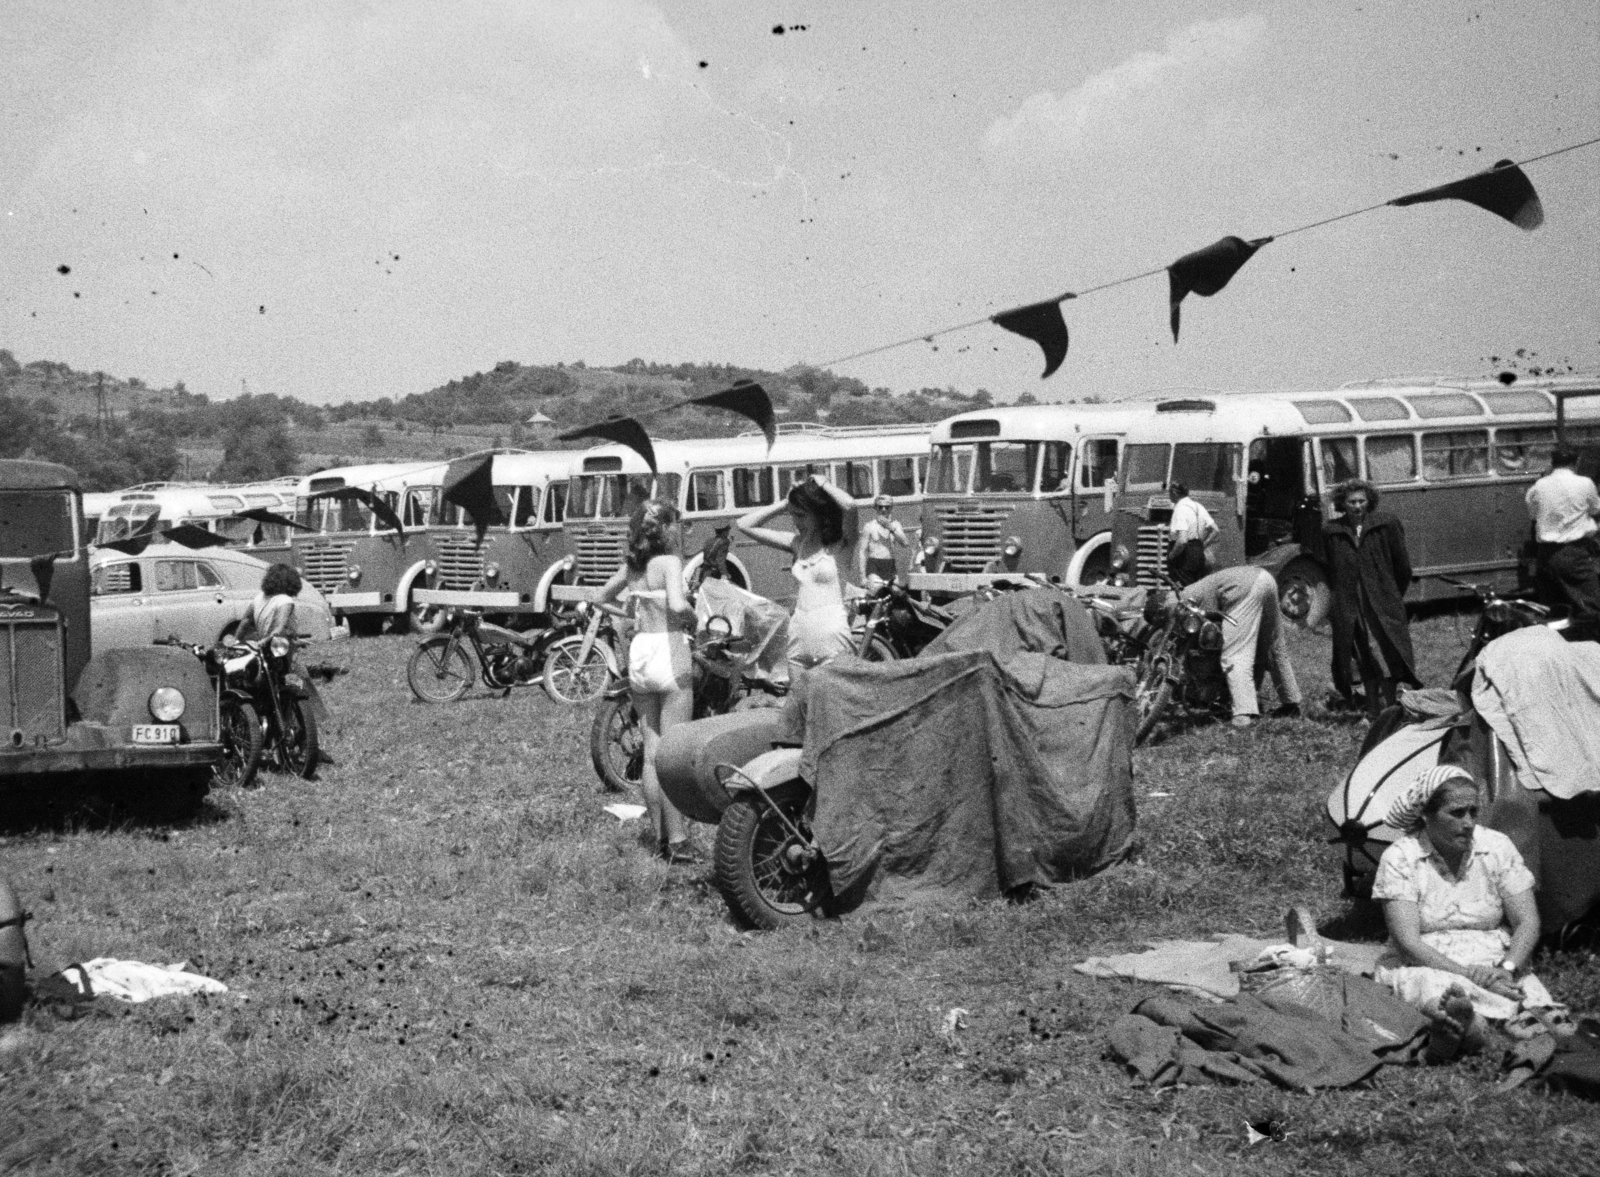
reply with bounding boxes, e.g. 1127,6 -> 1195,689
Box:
1537,538 -> 1600,640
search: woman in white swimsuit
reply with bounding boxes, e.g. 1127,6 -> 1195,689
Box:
596,500 -> 696,862
736,474 -> 859,684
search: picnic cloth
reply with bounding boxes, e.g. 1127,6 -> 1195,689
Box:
1075,935 -> 1390,999
1472,625 -> 1600,801
1107,991 -> 1394,1091
920,586 -> 1107,665
790,647 -> 1135,911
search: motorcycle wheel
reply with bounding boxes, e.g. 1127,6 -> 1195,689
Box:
542,636 -> 612,705
407,637 -> 474,703
214,700 -> 264,790
1133,656 -> 1174,746
279,698 -> 321,779
857,631 -> 898,662
589,694 -> 644,793
714,783 -> 831,930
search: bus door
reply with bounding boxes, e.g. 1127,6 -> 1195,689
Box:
1071,436 -> 1119,539
1244,437 -> 1315,559
1171,442 -> 1243,570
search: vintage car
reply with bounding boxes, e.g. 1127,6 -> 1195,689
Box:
90,542 -> 338,650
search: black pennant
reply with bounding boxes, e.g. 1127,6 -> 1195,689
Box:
161,523 -> 232,550
1389,158 -> 1544,231
441,453 -> 503,543
1167,235 -> 1272,342
231,507 -> 311,532
679,380 -> 777,448
556,417 -> 658,474
97,512 -> 163,555
992,297 -> 1073,379
309,485 -> 405,540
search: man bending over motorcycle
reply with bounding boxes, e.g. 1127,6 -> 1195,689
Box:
1181,565 -> 1302,729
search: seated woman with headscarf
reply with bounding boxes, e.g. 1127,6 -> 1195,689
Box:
1372,765 -> 1557,1056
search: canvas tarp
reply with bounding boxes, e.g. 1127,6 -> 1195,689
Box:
790,648 -> 1136,911
921,586 -> 1107,665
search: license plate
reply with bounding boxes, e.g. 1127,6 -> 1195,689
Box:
131,724 -> 180,744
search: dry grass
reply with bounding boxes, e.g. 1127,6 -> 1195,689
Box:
0,616 -> 1595,1176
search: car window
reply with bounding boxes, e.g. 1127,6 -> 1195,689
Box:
154,560 -> 200,592
92,562 -> 142,595
195,562 -> 225,588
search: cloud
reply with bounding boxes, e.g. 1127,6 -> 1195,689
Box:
984,15 -> 1267,164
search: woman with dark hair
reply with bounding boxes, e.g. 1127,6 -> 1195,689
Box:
737,473 -> 859,682
596,499 -> 696,861
1324,478 -> 1419,716
238,562 -> 303,644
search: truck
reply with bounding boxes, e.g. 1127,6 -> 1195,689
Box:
1,459 -> 222,816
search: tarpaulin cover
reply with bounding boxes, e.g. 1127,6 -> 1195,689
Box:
921,586 -> 1107,665
793,648 -> 1136,911
1472,625 -> 1600,801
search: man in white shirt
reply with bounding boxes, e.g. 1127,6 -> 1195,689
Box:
1525,447 -> 1600,636
1165,481 -> 1217,588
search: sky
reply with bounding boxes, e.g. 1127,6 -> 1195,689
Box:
2,0 -> 1597,407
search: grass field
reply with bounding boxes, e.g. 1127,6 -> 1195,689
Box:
1,615 -> 1595,1176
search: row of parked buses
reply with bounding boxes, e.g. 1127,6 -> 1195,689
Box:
277,372 -> 1600,636
84,479 -> 304,560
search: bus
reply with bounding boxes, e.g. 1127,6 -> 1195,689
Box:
1102,376 -> 1600,625
409,450 -> 576,622
563,424 -> 931,603
292,460 -> 448,635
94,480 -> 302,561
917,402 -> 1157,587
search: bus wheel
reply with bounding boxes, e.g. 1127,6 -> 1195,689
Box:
407,598 -> 448,635
1278,559 -> 1331,630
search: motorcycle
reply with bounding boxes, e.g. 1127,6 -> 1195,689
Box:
852,579 -> 953,660
1439,575 -> 1569,684
590,616 -> 788,794
1130,587 -> 1228,744
158,636 -> 264,789
540,603 -> 627,706
406,608 -> 597,704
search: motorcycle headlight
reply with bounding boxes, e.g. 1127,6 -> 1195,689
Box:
346,564 -> 362,583
1199,621 -> 1224,650
1182,612 -> 1203,636
1111,544 -> 1131,570
483,562 -> 501,582
269,635 -> 292,658
148,687 -> 186,722
1484,601 -> 1513,624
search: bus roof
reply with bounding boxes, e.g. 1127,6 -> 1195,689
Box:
572,427 -> 933,476
484,451 -> 575,484
929,400 -> 1163,443
294,460 -> 449,495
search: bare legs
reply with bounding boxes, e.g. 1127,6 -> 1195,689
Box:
632,684 -> 693,853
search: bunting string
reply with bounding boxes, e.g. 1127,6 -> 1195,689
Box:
815,133 -> 1600,373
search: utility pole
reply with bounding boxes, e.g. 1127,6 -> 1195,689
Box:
95,372 -> 109,438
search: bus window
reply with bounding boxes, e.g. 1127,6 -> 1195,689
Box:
572,473 -> 678,517
1365,435 -> 1418,484
1422,430 -> 1490,479
686,471 -> 726,513
832,461 -> 875,498
732,465 -> 775,508
1493,428 -> 1554,475
403,488 -> 434,529
972,442 -> 1036,494
542,482 -> 567,525
927,446 -> 972,494
1172,443 -> 1237,493
492,486 -> 519,523
1078,439 -> 1120,490
512,486 -> 539,527
1319,437 -> 1359,486
1481,389 -> 1553,415
1409,394 -> 1484,419
1040,443 -> 1070,493
1122,444 -> 1170,490
1348,397 -> 1410,422
878,457 -> 916,498
778,464 -> 826,491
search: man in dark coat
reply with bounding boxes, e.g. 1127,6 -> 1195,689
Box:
1324,479 -> 1419,717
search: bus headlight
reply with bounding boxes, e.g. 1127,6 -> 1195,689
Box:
483,562 -> 501,583
1111,545 -> 1131,571
346,564 -> 362,583
148,687 -> 186,722
424,560 -> 438,576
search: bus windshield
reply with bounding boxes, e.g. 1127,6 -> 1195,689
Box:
0,491 -> 76,558
1171,443 -> 1238,494
927,445 -> 973,494
1122,444 -> 1171,490
972,441 -> 1037,494
97,503 -> 160,543
569,474 -> 682,520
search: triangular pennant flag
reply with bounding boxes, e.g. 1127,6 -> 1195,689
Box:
232,507 -> 311,532
309,486 -> 405,540
97,533 -> 155,556
1388,158 -> 1544,231
992,298 -> 1073,379
1167,235 -> 1272,342
161,523 -> 232,549
680,381 -> 777,448
556,417 -> 658,474
441,453 -> 503,543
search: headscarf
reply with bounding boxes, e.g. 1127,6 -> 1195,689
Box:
1385,764 -> 1476,833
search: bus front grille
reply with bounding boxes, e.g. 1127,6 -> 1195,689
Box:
1135,525 -> 1170,586
432,535 -> 484,590
298,541 -> 355,595
1,617 -> 66,746
932,505 -> 1011,573
574,526 -> 627,584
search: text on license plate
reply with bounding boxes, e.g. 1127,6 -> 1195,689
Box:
132,724 -> 180,744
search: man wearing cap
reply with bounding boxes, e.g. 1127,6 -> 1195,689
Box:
1525,447 -> 1600,639
1165,482 -> 1217,588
